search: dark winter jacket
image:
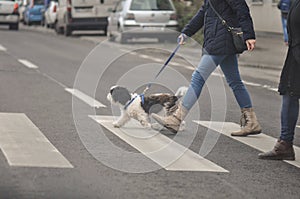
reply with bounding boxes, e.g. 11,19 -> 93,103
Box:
182,0 -> 255,55
278,0 -> 300,96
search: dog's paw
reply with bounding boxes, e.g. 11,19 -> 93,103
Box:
151,122 -> 164,131
144,123 -> 152,130
179,121 -> 186,131
113,122 -> 121,128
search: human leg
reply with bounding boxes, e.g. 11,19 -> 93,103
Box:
281,16 -> 288,43
219,54 -> 262,136
219,54 -> 252,108
182,54 -> 222,110
258,95 -> 298,160
280,94 -> 299,143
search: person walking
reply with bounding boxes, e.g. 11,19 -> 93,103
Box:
277,0 -> 292,45
259,0 -> 300,161
152,0 -> 262,135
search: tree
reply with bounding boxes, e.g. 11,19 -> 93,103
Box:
173,0 -> 204,43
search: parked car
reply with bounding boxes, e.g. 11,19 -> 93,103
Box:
0,0 -> 19,30
23,0 -> 45,25
55,0 -> 109,36
44,0 -> 58,28
108,0 -> 179,43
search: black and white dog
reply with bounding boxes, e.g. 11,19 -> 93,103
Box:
107,85 -> 187,130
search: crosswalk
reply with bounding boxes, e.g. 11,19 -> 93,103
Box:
193,121 -> 300,169
0,113 -> 73,168
0,111 -> 299,171
89,115 -> 228,172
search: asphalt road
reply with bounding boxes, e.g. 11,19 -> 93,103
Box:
0,26 -> 299,199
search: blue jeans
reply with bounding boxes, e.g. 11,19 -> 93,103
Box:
280,95 -> 299,143
281,16 -> 288,43
182,54 -> 252,110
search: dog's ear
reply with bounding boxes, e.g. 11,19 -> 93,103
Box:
111,87 -> 131,105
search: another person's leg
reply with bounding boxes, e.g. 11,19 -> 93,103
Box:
259,94 -> 299,160
282,16 -> 288,44
151,54 -> 224,133
220,54 -> 261,136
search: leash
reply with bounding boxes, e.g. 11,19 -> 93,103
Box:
124,43 -> 181,110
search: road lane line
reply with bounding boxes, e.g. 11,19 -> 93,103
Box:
18,59 -> 39,69
0,44 -> 7,51
193,121 -> 300,169
170,62 -> 181,66
151,58 -> 163,62
0,113 -> 73,168
65,88 -> 106,108
139,54 -> 151,59
297,125 -> 300,129
90,115 -> 228,172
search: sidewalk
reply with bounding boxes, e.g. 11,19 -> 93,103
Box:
239,32 -> 288,71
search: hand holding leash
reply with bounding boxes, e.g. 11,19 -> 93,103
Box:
177,33 -> 188,45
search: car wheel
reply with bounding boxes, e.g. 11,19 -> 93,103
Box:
9,23 -> 19,30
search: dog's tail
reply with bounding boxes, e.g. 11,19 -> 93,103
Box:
175,86 -> 188,98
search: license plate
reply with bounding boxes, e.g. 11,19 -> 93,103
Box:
76,8 -> 92,13
143,26 -> 164,31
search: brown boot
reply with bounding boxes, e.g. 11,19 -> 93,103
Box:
258,140 -> 295,160
231,108 -> 262,136
151,103 -> 188,134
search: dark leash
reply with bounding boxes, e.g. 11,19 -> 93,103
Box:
124,43 -> 181,110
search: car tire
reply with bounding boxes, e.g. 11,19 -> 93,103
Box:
9,23 -> 19,31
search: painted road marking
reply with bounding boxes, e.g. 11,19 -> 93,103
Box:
0,113 -> 73,168
297,125 -> 300,129
193,121 -> 300,169
18,59 -> 39,69
139,54 -> 151,59
65,88 -> 106,108
0,44 -> 7,51
90,115 -> 228,172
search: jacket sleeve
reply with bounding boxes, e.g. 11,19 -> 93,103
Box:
226,0 -> 256,40
181,4 -> 205,37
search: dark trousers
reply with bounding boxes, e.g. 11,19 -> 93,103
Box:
280,94 -> 300,143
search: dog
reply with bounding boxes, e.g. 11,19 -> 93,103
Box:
107,85 -> 187,130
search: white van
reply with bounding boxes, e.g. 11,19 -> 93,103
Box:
55,0 -> 109,36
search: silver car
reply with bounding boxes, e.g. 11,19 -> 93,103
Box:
108,0 -> 179,43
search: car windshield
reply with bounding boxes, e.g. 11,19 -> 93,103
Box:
130,0 -> 173,11
34,0 -> 44,5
